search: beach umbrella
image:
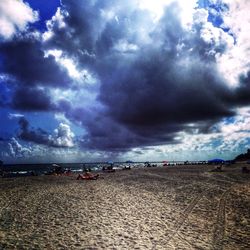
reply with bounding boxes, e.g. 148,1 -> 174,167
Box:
208,159 -> 224,163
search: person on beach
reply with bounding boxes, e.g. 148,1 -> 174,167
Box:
242,166 -> 250,173
64,169 -> 72,176
77,171 -> 99,180
102,164 -> 115,172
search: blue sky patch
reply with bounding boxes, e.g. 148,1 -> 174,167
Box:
25,0 -> 61,31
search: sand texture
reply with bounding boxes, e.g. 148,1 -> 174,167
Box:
0,164 -> 250,249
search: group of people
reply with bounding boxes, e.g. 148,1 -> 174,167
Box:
102,165 -> 115,172
77,164 -> 117,180
77,166 -> 100,180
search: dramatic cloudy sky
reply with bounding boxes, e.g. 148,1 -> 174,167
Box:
0,0 -> 249,163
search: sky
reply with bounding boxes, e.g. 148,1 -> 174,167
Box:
0,0 -> 249,163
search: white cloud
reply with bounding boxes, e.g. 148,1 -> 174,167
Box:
193,8 -> 208,25
44,49 -> 98,84
8,137 -> 31,157
44,49 -> 80,78
122,107 -> 250,161
43,8 -> 67,41
200,22 -> 234,48
216,0 -> 250,87
45,51 -> 100,110
2,124 -> 76,162
50,123 -> 75,148
49,85 -> 98,112
8,113 -> 24,119
215,107 -> 250,153
113,39 -> 138,53
138,0 -> 197,27
165,107 -> 250,159
0,0 -> 38,40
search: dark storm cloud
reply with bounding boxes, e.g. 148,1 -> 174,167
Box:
0,35 -> 74,112
18,117 -> 74,148
43,0 -> 250,151
18,117 -> 50,145
87,3 -> 237,149
44,0 -> 103,64
67,106 -> 180,151
11,87 -> 55,111
56,99 -> 72,113
0,38 -> 71,87
233,71 -> 250,105
2,0 -> 250,152
98,47 -> 234,127
44,0 -> 146,67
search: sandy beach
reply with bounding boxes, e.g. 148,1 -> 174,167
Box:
0,164 -> 250,249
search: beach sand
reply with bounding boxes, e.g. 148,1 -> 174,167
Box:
0,164 -> 250,249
